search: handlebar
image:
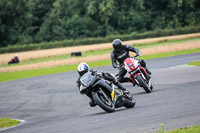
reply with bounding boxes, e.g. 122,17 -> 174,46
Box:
133,54 -> 142,59
115,55 -> 141,70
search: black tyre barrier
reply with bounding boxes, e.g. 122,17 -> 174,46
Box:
71,52 -> 82,57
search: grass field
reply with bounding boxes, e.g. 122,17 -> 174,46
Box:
1,33 -> 200,65
0,38 -> 200,73
0,118 -> 19,128
1,37 -> 200,68
0,48 -> 199,83
157,124 -> 200,133
188,60 -> 200,66
0,33 -> 200,82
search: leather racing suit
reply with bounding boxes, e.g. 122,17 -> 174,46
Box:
76,69 -> 128,107
111,44 -> 151,83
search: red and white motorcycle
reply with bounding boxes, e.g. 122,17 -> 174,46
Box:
123,56 -> 153,93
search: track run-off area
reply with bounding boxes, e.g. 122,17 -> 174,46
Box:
0,33 -> 200,73
0,52 -> 200,133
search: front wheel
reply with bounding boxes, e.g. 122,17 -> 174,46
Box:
136,75 -> 151,93
92,92 -> 115,113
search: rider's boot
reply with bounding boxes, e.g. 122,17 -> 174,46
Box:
115,81 -> 129,94
145,68 -> 152,75
145,68 -> 152,80
89,98 -> 97,107
129,78 -> 136,86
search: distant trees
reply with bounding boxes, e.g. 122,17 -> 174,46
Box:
0,0 -> 33,46
0,0 -> 200,47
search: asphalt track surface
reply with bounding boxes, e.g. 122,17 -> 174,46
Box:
0,53 -> 200,133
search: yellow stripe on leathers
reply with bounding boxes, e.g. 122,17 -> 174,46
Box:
111,85 -> 115,101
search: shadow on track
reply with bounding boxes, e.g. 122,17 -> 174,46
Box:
133,89 -> 166,95
132,84 -> 169,95
85,108 -> 131,117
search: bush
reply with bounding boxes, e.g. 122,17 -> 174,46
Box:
0,26 -> 200,54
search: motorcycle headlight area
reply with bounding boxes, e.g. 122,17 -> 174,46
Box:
133,60 -> 139,67
79,84 -> 88,94
130,66 -> 140,74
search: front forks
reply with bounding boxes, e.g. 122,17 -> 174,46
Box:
130,71 -> 148,86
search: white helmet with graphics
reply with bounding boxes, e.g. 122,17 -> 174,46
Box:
77,62 -> 90,76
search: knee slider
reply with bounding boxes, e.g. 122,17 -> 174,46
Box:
140,59 -> 146,67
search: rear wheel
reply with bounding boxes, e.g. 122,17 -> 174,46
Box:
124,94 -> 136,108
92,92 -> 115,113
136,75 -> 151,93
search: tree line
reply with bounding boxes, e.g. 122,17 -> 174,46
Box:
0,0 -> 200,47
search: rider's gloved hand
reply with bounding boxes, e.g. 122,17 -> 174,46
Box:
102,72 -> 106,77
134,48 -> 140,56
120,64 -> 125,68
136,51 -> 141,56
115,64 -> 120,69
96,71 -> 103,77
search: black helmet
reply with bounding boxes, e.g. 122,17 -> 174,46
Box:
112,39 -> 122,51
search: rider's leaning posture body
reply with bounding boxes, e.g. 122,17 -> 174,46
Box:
111,39 -> 152,84
76,62 -> 129,107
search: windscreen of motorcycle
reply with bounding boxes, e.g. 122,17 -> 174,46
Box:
79,72 -> 91,93
79,84 -> 87,94
124,58 -> 139,72
80,71 -> 91,87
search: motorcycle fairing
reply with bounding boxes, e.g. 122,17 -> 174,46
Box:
115,95 -> 126,108
111,84 -> 115,101
111,84 -> 125,107
124,58 -> 139,72
80,72 -> 96,87
92,79 -> 113,93
139,67 -> 147,75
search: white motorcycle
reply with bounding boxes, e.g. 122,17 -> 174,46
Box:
122,56 -> 153,93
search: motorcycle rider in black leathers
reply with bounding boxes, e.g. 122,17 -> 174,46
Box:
111,39 -> 152,84
76,62 -> 129,107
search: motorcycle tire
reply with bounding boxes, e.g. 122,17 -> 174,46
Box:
124,97 -> 136,108
8,61 -> 13,65
136,75 -> 151,93
93,92 -> 115,113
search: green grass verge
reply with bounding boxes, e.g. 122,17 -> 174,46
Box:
1,25 -> 200,54
188,60 -> 200,66
140,48 -> 200,60
133,37 -> 200,48
0,48 -> 200,83
1,37 -> 200,68
0,118 -> 19,128
157,124 -> 200,133
0,60 -> 112,83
